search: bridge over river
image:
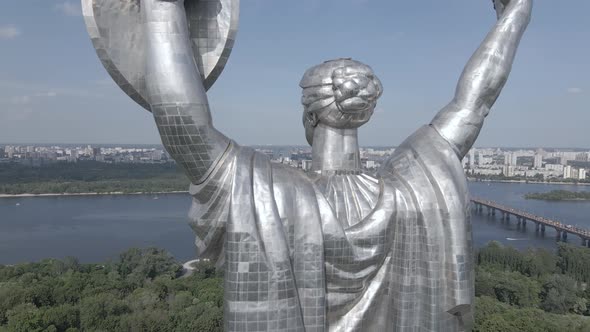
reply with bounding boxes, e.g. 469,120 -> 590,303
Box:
471,197 -> 590,246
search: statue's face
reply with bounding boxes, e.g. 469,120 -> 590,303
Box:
300,59 -> 383,144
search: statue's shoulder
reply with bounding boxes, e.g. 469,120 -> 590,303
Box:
378,125 -> 469,209
380,126 -> 462,178
270,161 -> 314,187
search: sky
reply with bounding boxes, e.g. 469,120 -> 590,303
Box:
0,0 -> 588,148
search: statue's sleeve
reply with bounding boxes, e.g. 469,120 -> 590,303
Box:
382,125 -> 466,193
379,125 -> 474,327
187,142 -> 238,264
380,125 -> 470,236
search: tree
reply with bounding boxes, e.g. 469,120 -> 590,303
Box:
79,293 -> 130,331
475,268 -> 496,298
0,283 -> 26,324
540,274 -> 580,314
41,304 -> 79,331
474,267 -> 542,308
117,248 -> 182,285
5,303 -> 44,332
523,248 -> 557,278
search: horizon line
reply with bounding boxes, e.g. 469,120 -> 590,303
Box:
2,142 -> 590,151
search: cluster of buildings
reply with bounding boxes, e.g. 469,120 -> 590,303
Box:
256,146 -> 396,172
265,146 -> 590,182
1,144 -> 396,170
2,144 -> 588,182
0,145 -> 170,165
466,148 -> 590,181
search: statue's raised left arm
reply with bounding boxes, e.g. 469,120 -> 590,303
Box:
430,0 -> 532,159
143,0 -> 231,184
82,0 -> 239,185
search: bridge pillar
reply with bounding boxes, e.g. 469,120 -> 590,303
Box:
582,238 -> 587,247
492,209 -> 496,216
587,240 -> 590,248
562,231 -> 568,242
556,230 -> 562,242
541,224 -> 546,233
535,222 -> 540,232
522,219 -> 527,228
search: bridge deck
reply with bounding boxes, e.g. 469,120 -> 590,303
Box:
471,197 -> 590,239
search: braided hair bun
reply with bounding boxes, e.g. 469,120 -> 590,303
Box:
300,59 -> 383,145
332,66 -> 382,113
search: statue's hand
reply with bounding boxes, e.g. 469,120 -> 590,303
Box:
493,0 -> 531,19
493,0 -> 509,18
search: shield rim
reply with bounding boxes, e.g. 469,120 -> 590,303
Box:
81,0 -> 240,112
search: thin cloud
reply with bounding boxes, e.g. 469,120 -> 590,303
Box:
567,87 -> 582,94
55,2 -> 82,16
10,96 -> 32,105
36,91 -> 58,98
0,107 -> 34,122
0,25 -> 20,40
3,92 -> 58,105
0,90 -> 65,122
94,78 -> 115,86
0,80 -> 104,99
389,31 -> 406,42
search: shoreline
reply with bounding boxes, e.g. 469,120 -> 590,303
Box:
0,191 -> 189,198
526,198 -> 590,202
1,179 -> 588,198
467,179 -> 590,186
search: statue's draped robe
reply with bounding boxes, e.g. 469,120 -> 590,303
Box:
189,125 -> 473,332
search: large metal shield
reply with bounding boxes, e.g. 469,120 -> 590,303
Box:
82,0 -> 240,111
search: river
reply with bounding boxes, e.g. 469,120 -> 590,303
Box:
1,182 -> 589,265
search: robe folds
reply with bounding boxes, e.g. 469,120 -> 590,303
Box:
188,125 -> 474,332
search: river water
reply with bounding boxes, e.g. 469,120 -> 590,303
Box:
1,182 -> 589,265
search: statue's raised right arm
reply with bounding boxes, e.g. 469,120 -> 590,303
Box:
430,0 -> 532,159
144,0 -> 231,184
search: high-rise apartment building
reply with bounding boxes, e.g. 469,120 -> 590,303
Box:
563,165 -> 572,179
534,154 -> 543,169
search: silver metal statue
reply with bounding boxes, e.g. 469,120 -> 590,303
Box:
83,0 -> 532,330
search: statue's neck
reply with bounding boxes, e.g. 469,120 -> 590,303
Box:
311,123 -> 361,173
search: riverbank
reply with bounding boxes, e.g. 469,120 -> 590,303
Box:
2,179 -> 588,198
0,190 -> 189,198
525,190 -> 590,201
468,178 -> 590,186
0,160 -> 190,196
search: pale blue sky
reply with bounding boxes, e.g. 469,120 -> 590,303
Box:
0,0 -> 588,147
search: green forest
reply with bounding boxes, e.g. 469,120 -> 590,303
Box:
0,162 -> 190,195
0,249 -> 222,332
2,242 -> 590,331
525,190 -> 590,201
474,242 -> 590,331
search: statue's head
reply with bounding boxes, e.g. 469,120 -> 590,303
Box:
300,58 -> 383,145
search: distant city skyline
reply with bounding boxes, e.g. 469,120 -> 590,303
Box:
3,144 -> 589,182
0,1 -> 588,147
3,142 -> 590,151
